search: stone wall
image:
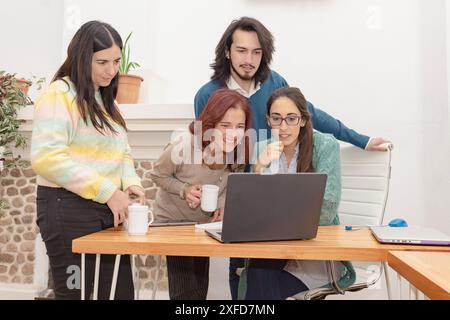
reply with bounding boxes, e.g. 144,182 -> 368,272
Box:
0,163 -> 37,284
133,160 -> 168,292
0,160 -> 168,292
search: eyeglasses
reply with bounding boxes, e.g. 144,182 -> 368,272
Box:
268,114 -> 302,126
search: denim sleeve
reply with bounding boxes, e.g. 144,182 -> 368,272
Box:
307,101 -> 370,149
194,90 -> 210,119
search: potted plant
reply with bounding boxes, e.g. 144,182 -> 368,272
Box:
15,78 -> 32,95
15,75 -> 46,97
0,71 -> 31,211
116,32 -> 144,104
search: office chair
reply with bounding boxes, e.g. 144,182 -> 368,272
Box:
292,142 -> 393,300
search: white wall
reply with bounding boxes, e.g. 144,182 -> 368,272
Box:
448,0 -> 450,140
419,0 -> 450,235
0,0 -> 64,99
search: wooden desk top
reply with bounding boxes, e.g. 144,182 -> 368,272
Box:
388,251 -> 450,300
72,226 -> 450,261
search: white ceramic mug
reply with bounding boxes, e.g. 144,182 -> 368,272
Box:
124,203 -> 154,235
201,184 -> 219,212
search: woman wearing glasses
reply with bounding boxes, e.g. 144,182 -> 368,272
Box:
243,87 -> 355,299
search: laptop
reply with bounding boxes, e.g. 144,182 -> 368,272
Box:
370,226 -> 450,246
205,173 -> 327,243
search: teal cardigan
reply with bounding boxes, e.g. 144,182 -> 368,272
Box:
238,132 -> 355,299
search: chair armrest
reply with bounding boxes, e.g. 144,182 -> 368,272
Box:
379,143 -> 394,151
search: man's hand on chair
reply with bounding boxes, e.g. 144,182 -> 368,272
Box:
365,137 -> 392,152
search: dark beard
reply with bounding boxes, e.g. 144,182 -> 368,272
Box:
230,62 -> 254,81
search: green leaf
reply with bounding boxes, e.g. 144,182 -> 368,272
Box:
119,32 -> 140,75
0,70 -> 28,166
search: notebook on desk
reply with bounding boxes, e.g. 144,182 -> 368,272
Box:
370,226 -> 450,246
150,219 -> 196,227
205,173 -> 327,243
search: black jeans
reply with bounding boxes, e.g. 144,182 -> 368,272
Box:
36,186 -> 134,300
166,256 -> 210,300
229,257 -> 245,300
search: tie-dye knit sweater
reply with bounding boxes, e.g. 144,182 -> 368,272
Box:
31,77 -> 141,203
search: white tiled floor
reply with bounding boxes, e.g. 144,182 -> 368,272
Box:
0,290 -> 36,300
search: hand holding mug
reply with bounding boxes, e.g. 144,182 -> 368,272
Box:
185,184 -> 202,209
106,189 -> 132,227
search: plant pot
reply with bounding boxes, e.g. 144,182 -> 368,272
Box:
15,78 -> 31,95
116,74 -> 144,104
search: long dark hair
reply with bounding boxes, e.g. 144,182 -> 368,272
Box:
210,17 -> 274,86
189,88 -> 252,171
267,87 -> 314,172
53,20 -> 126,134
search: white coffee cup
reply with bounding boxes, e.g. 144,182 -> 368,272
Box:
201,184 -> 219,212
124,203 -> 154,235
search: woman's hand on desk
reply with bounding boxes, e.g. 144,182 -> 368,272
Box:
185,184 -> 202,209
107,189 -> 132,227
210,208 -> 224,222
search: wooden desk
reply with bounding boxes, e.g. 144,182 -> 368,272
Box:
388,251 -> 450,300
72,226 -> 450,299
73,225 -> 450,261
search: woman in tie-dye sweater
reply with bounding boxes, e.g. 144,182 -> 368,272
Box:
31,21 -> 143,300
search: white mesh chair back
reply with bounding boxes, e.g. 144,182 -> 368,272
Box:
338,143 -> 392,226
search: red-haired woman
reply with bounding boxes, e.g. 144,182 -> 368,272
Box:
150,88 -> 253,299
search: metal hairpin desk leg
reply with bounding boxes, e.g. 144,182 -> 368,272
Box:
109,255 -> 121,300
81,254 -> 85,300
93,254 -> 101,300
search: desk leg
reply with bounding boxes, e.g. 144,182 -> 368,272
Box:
109,254 -> 121,300
397,273 -> 402,300
81,254 -> 85,300
417,291 -> 425,300
382,262 -> 392,300
152,256 -> 162,300
409,284 -> 418,300
413,287 -> 419,300
93,254 -> 101,300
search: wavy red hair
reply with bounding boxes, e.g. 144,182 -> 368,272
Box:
189,88 -> 253,170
